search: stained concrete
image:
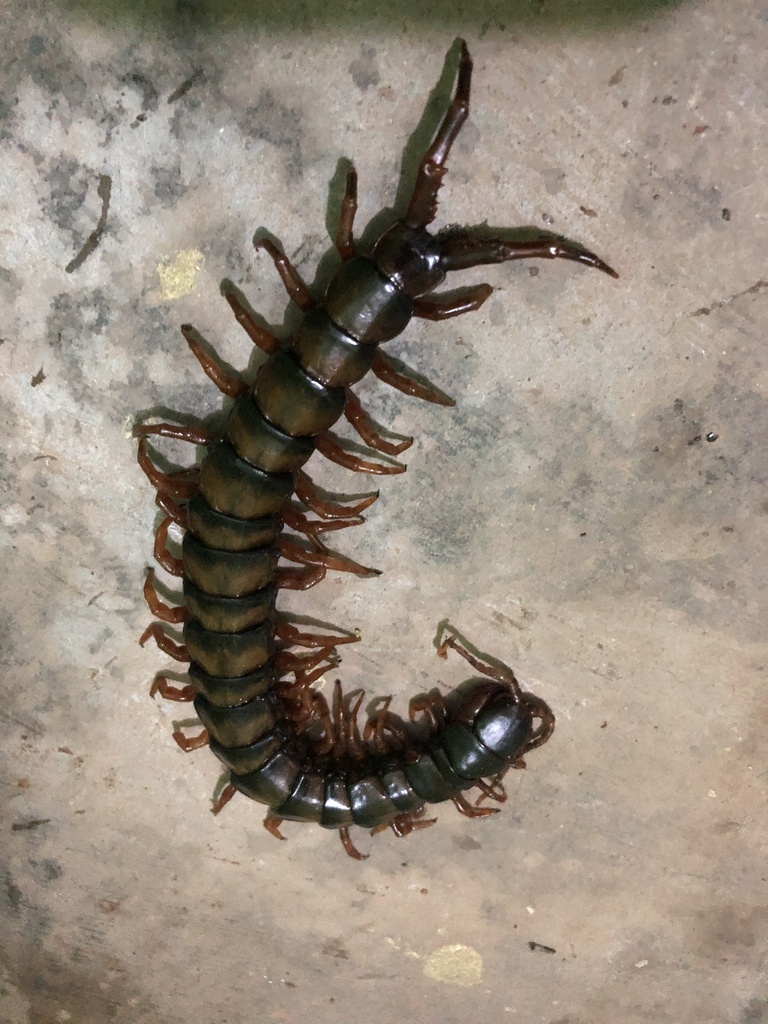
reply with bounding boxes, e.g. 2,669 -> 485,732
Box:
2,2 -> 767,1022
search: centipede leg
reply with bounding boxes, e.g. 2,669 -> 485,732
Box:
137,438 -> 199,499
222,286 -> 281,354
172,727 -> 209,752
254,238 -> 315,311
275,645 -> 339,676
409,687 -> 448,731
134,421 -> 215,445
212,782 -> 237,815
156,491 -> 189,528
344,689 -> 367,760
154,517 -> 184,576
281,681 -> 331,735
451,793 -> 499,819
521,693 -> 556,753
436,629 -> 519,692
412,283 -> 493,320
336,165 -> 358,261
181,324 -> 249,397
293,655 -> 340,688
278,534 -> 380,578
283,504 -> 365,538
363,698 -> 412,755
344,391 -> 413,456
275,619 -> 360,650
150,673 -> 195,702
372,350 -> 455,407
474,778 -> 508,804
371,809 -> 437,838
404,40 -> 472,230
143,569 -> 186,623
316,431 -> 406,475
275,564 -> 326,590
139,623 -> 189,662
264,811 -> 287,841
339,826 -> 368,861
363,696 -> 394,749
295,471 -> 378,519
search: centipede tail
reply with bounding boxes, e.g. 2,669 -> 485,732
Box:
138,40 -> 615,858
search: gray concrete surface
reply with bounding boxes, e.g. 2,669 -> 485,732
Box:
2,1 -> 767,1022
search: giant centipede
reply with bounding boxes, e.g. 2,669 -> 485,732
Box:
137,40 -> 617,860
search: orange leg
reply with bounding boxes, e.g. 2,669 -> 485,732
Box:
278,534 -> 380,578
275,619 -> 359,650
282,504 -> 365,537
263,811 -> 287,841
221,286 -> 280,355
139,623 -> 189,662
294,655 -> 340,688
143,569 -> 186,623
372,350 -> 455,407
295,471 -> 378,519
275,564 -> 326,591
451,793 -> 499,819
335,166 -> 358,261
412,283 -> 493,320
474,778 -> 508,804
409,687 -> 447,731
344,391 -> 413,456
363,698 -> 411,754
436,628 -> 523,698
137,438 -> 199,499
154,517 -> 184,576
150,673 -> 195,702
316,432 -> 406,476
275,646 -> 340,676
371,809 -> 437,838
339,826 -> 367,860
156,491 -> 189,527
180,324 -> 249,397
343,690 -> 367,760
135,421 -> 215,445
172,726 -> 209,752
254,237 -> 315,311
212,782 -> 237,815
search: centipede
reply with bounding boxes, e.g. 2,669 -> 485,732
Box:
137,40 -> 617,859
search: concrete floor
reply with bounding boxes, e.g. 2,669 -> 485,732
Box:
2,1 -> 767,1022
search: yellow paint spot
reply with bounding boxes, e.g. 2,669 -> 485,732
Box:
157,249 -> 204,300
423,944 -> 482,987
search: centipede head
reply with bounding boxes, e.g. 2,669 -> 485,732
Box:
448,678 -> 555,765
371,222 -> 445,297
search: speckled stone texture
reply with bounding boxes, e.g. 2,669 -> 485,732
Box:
2,2 -> 767,1023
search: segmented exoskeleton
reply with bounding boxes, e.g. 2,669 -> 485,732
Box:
137,40 -> 616,859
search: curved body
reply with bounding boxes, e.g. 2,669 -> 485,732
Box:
227,680 -> 550,831
138,41 -> 615,857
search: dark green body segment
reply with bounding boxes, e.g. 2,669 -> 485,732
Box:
209,726 -> 287,775
182,533 -> 276,598
223,683 -> 535,831
184,619 -> 273,678
323,257 -> 413,343
180,249 -> 415,791
293,309 -> 377,387
188,662 -> 276,708
182,580 -> 275,634
195,693 -> 278,749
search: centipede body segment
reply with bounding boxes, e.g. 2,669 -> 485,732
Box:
138,40 -> 616,859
